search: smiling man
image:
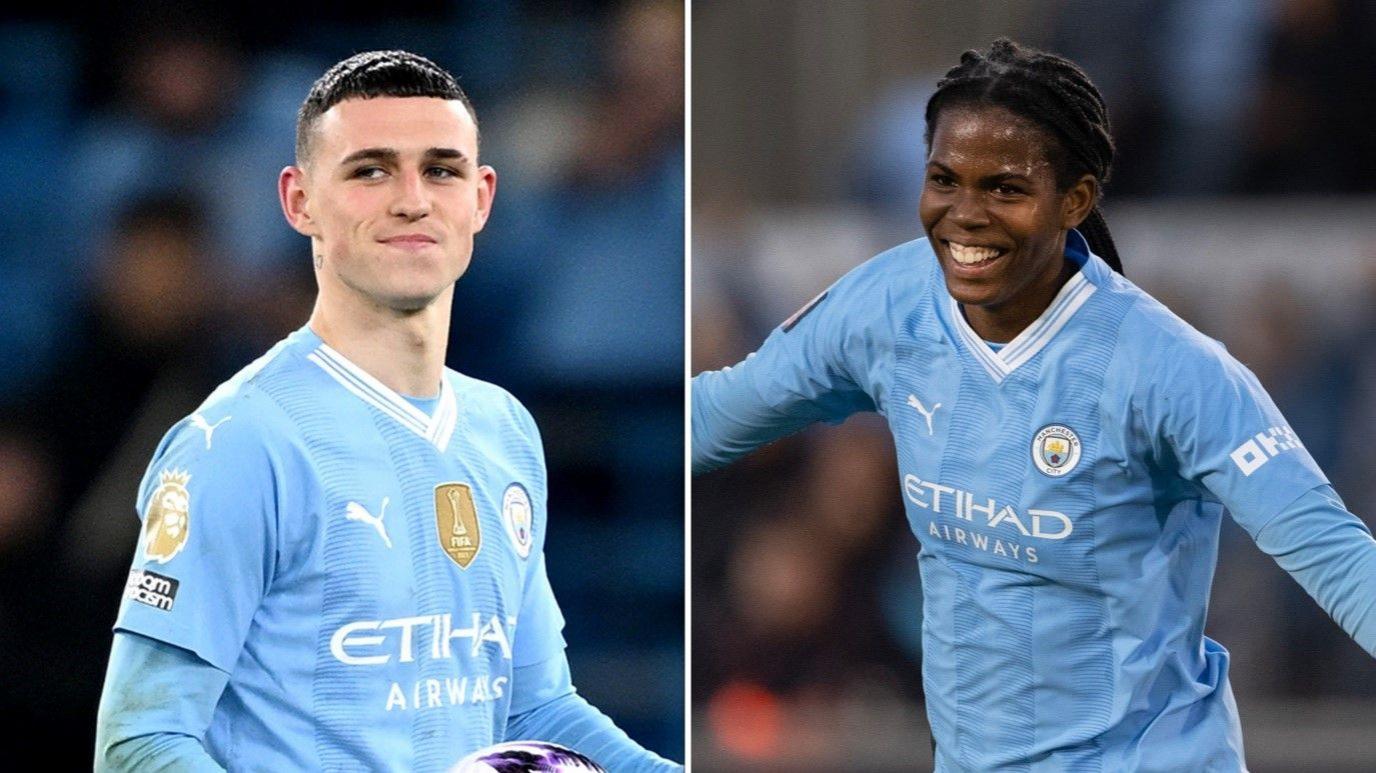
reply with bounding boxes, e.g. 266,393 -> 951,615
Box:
94,50 -> 680,772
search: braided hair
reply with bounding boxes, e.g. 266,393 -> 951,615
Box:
924,39 -> 1123,274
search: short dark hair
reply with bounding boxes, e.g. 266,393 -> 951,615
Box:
295,50 -> 476,166
924,39 -> 1123,273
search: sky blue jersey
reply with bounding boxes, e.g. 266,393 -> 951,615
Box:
114,326 -> 566,771
694,231 -> 1376,771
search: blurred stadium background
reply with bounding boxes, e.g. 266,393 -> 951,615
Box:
693,0 -> 1376,770
0,1 -> 683,768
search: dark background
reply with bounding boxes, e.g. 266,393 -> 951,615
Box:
0,1 -> 684,768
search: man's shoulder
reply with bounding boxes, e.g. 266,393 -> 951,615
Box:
205,326 -> 320,402
445,369 -> 540,442
165,331 -> 314,459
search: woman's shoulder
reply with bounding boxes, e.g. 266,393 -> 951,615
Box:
828,236 -> 940,304
1111,282 -> 1249,389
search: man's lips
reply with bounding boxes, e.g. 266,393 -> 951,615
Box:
379,234 -> 438,249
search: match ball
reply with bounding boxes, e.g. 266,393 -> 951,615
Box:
450,741 -> 606,772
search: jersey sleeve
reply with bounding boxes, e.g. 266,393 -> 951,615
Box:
1250,485 -> 1376,655
1145,333 -> 1329,534
96,632 -> 230,772
507,402 -> 567,669
513,555 -> 567,668
113,392 -> 282,673
1142,328 -> 1376,655
504,688 -> 683,771
692,255 -> 901,474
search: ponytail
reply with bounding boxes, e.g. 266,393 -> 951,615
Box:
1078,206 -> 1122,275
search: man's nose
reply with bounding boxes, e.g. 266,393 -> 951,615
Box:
389,170 -> 431,219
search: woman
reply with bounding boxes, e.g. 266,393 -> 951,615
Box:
692,39 -> 1376,771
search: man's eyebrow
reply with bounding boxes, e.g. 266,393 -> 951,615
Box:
337,147 -> 470,166
424,147 -> 470,164
339,147 -> 398,166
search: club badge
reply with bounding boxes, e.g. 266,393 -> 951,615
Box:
501,483 -> 533,559
144,468 -> 192,563
1032,424 -> 1082,477
435,482 -> 481,569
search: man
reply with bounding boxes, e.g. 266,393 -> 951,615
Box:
95,50 -> 680,772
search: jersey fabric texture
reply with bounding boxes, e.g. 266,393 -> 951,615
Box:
114,326 -> 565,771
693,231 -> 1376,771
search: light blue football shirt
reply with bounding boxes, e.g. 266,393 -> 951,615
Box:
694,231 -> 1376,771
114,326 -> 565,771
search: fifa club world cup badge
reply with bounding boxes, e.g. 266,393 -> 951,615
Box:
501,483 -> 533,559
435,482 -> 481,569
1033,424 -> 1082,477
144,468 -> 192,563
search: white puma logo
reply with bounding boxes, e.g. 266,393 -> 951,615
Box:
345,497 -> 393,549
190,414 -> 232,450
907,394 -> 941,436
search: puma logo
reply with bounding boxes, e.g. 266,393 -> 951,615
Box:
345,497 -> 393,549
907,394 -> 941,436
190,414 -> 232,450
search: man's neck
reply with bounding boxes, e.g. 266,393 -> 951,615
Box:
307,286 -> 452,399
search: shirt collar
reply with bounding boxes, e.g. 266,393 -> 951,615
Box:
302,326 -> 458,452
943,229 -> 1101,383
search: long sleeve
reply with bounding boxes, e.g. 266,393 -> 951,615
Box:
692,336 -> 871,475
691,243 -> 925,475
505,655 -> 682,772
1251,484 -> 1376,655
1136,319 -> 1376,656
95,631 -> 230,772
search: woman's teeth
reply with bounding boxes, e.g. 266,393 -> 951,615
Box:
948,242 -> 1004,265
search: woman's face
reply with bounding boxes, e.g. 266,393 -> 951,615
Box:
919,104 -> 1095,325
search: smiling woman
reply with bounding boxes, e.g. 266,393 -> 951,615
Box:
921,104 -> 1090,343
692,37 -> 1376,772
919,39 -> 1118,344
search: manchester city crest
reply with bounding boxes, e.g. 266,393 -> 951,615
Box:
501,483 -> 533,559
1032,424 -> 1082,477
144,468 -> 192,563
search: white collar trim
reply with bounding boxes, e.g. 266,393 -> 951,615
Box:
306,343 -> 458,452
949,270 -> 1096,383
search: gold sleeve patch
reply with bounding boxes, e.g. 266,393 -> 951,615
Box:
143,468 -> 192,564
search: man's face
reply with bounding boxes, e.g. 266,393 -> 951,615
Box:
285,96 -> 495,312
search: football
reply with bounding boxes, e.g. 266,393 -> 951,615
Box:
450,741 -> 607,772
